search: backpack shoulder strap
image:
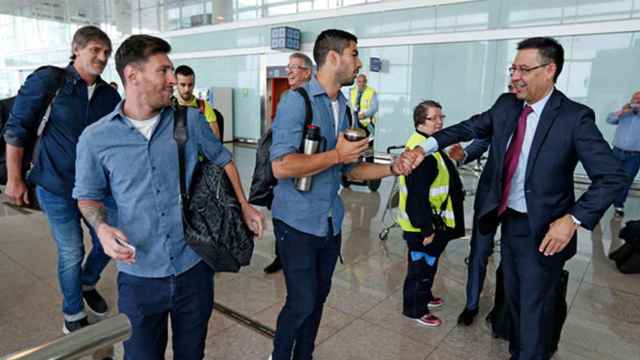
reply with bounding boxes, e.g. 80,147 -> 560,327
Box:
35,66 -> 67,137
173,106 -> 189,200
197,99 -> 205,113
294,87 -> 313,127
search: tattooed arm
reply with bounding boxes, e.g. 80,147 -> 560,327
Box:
79,199 -> 135,263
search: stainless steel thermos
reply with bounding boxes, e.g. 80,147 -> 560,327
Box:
295,124 -> 322,191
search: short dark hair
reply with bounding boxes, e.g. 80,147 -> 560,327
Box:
70,26 -> 112,60
413,100 -> 442,128
175,65 -> 195,78
313,29 -> 358,69
115,35 -> 171,85
517,37 -> 564,82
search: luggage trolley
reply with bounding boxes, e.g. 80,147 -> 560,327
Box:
378,145 -> 406,241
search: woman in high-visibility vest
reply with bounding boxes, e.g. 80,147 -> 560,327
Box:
398,100 -> 466,327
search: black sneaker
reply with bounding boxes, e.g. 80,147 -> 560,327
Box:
263,257 -> 282,274
457,308 -> 479,326
614,208 -> 625,219
83,289 -> 109,316
63,316 -> 89,334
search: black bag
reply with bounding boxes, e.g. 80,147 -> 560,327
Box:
248,87 -> 313,208
488,265 -> 568,355
174,106 -> 255,273
611,220 -> 640,274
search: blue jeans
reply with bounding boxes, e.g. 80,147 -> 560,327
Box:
272,219 -> 341,360
36,186 -> 114,318
118,261 -> 214,360
612,147 -> 640,208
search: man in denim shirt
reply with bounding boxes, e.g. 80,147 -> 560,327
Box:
607,90 -> 640,218
269,29 -> 410,360
73,35 -> 263,359
4,26 -> 120,334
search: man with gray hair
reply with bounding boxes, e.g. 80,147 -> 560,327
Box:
4,25 -> 120,334
287,52 -> 313,89
264,51 -> 314,274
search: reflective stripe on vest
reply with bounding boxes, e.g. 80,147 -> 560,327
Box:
350,86 -> 375,127
397,132 -> 456,232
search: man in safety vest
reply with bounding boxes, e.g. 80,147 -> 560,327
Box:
349,74 -> 378,135
174,65 -> 221,138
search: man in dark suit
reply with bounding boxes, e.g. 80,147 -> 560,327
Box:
407,37 -> 627,359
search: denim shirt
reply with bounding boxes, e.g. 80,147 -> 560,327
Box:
607,110 -> 640,152
73,101 -> 232,277
4,63 -> 121,197
270,77 -> 351,237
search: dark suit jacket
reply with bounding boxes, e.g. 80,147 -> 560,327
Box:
432,89 -> 627,263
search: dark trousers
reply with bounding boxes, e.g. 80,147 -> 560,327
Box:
118,261 -> 214,360
272,219 -> 341,360
402,231 -> 449,318
464,215 -> 496,311
612,147 -> 640,208
500,210 -> 564,360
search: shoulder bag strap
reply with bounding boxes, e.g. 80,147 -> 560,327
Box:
173,106 -> 189,202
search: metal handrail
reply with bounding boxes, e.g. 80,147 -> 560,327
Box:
1,314 -> 131,360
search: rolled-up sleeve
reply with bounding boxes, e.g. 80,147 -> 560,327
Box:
4,69 -> 57,147
73,131 -> 109,201
193,109 -> 231,167
270,91 -> 306,161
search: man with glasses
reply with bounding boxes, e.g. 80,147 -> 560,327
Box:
264,52 -> 314,275
406,37 -> 626,359
287,52 -> 313,89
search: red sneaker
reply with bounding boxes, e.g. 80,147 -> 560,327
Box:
428,297 -> 444,309
416,313 -> 442,327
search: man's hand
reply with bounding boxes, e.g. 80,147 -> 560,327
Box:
242,203 -> 265,238
402,147 -> 426,170
423,233 -> 434,246
335,134 -> 369,164
391,152 -> 415,176
539,214 -> 578,256
96,224 -> 135,264
4,178 -> 30,206
358,111 -> 365,120
447,144 -> 465,162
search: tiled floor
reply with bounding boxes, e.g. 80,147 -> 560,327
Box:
1,144 -> 640,359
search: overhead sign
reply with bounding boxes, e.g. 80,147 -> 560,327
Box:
271,26 -> 301,51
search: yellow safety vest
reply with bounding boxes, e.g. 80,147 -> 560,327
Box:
397,132 -> 456,233
350,86 -> 376,127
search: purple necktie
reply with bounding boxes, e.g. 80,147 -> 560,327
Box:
498,105 -> 533,216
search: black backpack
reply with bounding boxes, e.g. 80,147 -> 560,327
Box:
0,66 -> 66,186
174,106 -> 255,273
248,87 -> 313,208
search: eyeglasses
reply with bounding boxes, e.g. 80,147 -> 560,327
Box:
508,63 -> 550,76
287,64 -> 308,71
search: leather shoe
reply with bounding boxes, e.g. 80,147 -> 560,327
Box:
264,257 -> 282,274
457,308 -> 478,326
